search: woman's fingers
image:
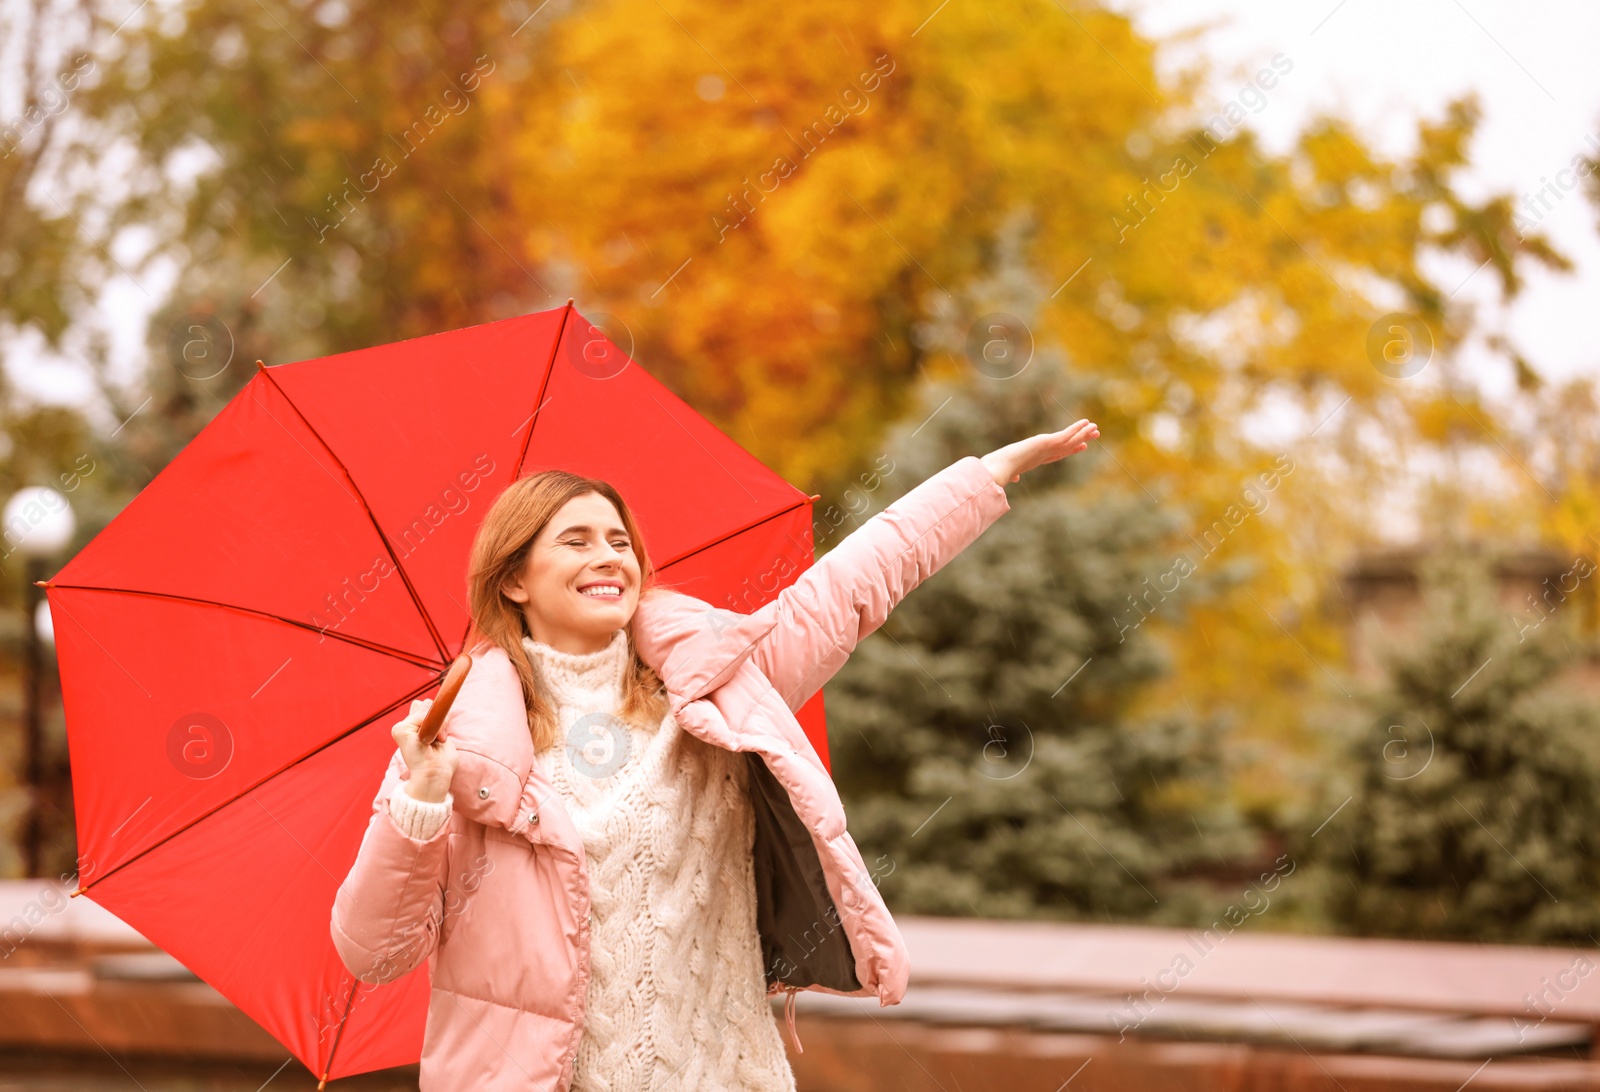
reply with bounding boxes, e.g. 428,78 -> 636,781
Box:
1062,422 -> 1099,452
392,699 -> 435,744
983,420 -> 1101,485
1035,421 -> 1099,467
1058,420 -> 1097,446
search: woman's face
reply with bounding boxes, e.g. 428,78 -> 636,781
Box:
501,491 -> 641,655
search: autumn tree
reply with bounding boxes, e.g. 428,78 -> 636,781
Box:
16,0 -> 1588,897
48,0 -> 1555,486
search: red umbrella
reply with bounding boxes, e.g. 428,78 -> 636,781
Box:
45,301 -> 827,1083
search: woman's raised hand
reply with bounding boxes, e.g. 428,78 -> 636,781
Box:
980,419 -> 1101,485
392,698 -> 459,803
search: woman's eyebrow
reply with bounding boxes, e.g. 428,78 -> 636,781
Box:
553,524 -> 630,537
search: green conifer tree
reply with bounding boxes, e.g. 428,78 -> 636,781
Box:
825,215 -> 1258,922
1305,553 -> 1600,943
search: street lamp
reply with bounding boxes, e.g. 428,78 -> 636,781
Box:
3,487 -> 76,877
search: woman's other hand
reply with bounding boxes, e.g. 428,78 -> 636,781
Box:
391,698 -> 459,803
980,419 -> 1100,485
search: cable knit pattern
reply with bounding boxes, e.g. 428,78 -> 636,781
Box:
523,629 -> 796,1092
387,784 -> 452,841
376,631 -> 796,1087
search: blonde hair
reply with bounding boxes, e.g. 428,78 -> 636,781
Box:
463,470 -> 668,752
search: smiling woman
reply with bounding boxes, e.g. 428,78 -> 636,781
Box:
462,469 -> 665,754
329,417 -> 1100,1091
503,493 -> 641,649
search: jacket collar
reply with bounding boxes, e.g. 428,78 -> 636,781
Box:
631,587 -> 780,710
440,587 -> 778,832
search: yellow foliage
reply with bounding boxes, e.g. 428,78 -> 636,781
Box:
88,0 -> 1580,823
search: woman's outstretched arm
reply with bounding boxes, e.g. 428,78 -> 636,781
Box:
749,419 -> 1099,711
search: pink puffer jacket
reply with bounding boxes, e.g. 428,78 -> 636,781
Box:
329,455 -> 1011,1089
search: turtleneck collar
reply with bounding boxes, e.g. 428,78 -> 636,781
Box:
520,628 -> 630,708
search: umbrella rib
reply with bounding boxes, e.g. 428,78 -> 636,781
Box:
503,299 -> 811,592
255,367 -> 451,662
512,298 -> 574,480
653,494 -> 813,573
472,293 -> 574,652
320,976 -> 360,1087
48,583 -> 447,670
74,675 -> 440,896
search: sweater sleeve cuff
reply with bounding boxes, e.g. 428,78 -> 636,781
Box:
386,785 -> 453,841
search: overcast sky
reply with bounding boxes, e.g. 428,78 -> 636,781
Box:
1126,0 -> 1600,398
13,0 -> 1600,417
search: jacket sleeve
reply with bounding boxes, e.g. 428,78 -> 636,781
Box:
749,454 -> 1011,711
330,747 -> 454,985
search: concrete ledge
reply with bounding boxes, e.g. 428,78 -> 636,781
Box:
3,880 -> 1598,1088
897,915 -> 1600,1025
791,984 -> 1591,1059
0,963 -> 285,1061
787,1017 -> 1600,1092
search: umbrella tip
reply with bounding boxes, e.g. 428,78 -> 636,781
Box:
33,579 -> 50,588
69,886 -> 83,897
317,1076 -> 328,1090
255,359 -> 267,372
565,297 -> 575,307
807,493 -> 821,503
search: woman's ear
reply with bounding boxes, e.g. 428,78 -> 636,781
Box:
501,573 -> 529,605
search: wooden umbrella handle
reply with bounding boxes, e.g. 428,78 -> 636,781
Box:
417,654 -> 473,746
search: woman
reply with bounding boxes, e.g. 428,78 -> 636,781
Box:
330,418 -> 1099,1091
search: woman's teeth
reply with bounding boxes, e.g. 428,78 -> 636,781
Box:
581,587 -> 621,597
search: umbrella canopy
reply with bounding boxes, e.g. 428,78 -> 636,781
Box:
45,302 -> 826,1081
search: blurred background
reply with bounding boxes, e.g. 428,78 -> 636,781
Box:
5,0 -> 1600,1087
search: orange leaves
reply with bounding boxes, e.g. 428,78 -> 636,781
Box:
71,0 -> 1594,831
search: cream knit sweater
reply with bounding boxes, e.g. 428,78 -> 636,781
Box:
386,629 -> 796,1091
